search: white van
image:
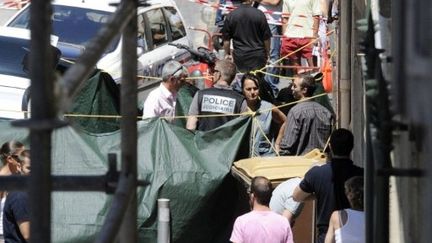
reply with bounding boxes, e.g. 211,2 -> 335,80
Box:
5,0 -> 193,106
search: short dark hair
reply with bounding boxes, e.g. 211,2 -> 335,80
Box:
329,128 -> 354,156
250,176 -> 273,206
0,141 -> 24,165
240,73 -> 260,90
297,74 -> 316,97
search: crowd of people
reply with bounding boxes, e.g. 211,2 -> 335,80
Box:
232,129 -> 364,243
140,0 -> 364,242
0,0 -> 356,242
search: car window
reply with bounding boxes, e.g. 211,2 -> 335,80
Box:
137,14 -> 149,52
163,7 -> 186,41
8,5 -> 119,54
0,37 -> 29,78
145,8 -> 168,48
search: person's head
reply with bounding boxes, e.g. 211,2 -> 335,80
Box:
249,176 -> 273,207
329,128 -> 354,156
18,150 -> 31,175
0,141 -> 25,174
241,73 -> 260,103
345,176 -> 364,210
291,73 -> 316,100
161,60 -> 188,92
213,60 -> 237,85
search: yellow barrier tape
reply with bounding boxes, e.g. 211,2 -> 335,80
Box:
254,70 -> 296,80
0,92 -> 329,120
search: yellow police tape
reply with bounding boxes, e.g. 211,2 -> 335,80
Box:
0,93 -> 329,120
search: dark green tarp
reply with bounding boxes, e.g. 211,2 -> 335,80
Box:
68,71 -> 121,133
0,116 -> 250,242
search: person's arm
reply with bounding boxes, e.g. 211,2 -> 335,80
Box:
186,93 -> 200,130
272,106 -> 287,124
312,0 -> 321,38
186,116 -> 198,130
293,185 -> 315,202
18,220 -> 30,240
282,209 -> 296,227
264,38 -> 271,60
281,1 -> 289,34
221,15 -> 233,60
312,16 -> 320,38
324,211 -> 339,243
272,106 -> 287,153
275,122 -> 285,153
224,40 -> 232,60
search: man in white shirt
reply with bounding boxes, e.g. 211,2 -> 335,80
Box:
142,60 -> 187,119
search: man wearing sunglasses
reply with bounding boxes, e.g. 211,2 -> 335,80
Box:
142,60 -> 188,120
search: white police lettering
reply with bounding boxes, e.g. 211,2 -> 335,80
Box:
201,95 -> 236,113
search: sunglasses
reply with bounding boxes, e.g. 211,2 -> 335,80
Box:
170,65 -> 184,77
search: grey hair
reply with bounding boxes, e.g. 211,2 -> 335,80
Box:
215,60 -> 237,84
161,60 -> 187,82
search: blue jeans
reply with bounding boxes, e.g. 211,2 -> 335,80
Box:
264,24 -> 281,96
215,0 -> 226,26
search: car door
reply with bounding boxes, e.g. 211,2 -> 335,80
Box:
136,7 -> 190,105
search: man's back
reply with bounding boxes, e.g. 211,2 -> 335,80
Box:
3,191 -> 29,243
224,5 -> 269,53
189,87 -> 245,131
222,4 -> 271,72
299,159 -> 363,239
230,211 -> 293,243
281,100 -> 333,155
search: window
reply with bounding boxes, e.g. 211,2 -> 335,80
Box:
163,7 -> 186,41
146,8 -> 168,48
137,14 -> 149,52
8,5 -> 119,54
0,37 -> 29,78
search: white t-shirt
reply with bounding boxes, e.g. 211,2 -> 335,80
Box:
282,0 -> 321,38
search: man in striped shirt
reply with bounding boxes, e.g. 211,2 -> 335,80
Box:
279,73 -> 333,155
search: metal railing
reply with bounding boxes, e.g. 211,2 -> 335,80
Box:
0,0 -> 145,242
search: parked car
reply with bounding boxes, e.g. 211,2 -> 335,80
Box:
0,27 -> 60,119
5,0 -> 194,106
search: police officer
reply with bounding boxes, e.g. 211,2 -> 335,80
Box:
187,60 -> 248,131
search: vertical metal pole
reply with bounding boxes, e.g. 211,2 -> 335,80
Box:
29,0 -> 54,242
157,199 -> 171,243
338,0 -> 352,128
118,0 -> 138,241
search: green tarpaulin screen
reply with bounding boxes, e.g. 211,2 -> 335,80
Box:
0,115 -> 250,242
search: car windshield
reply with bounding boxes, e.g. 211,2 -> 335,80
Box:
8,5 -> 119,54
0,36 -> 29,78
